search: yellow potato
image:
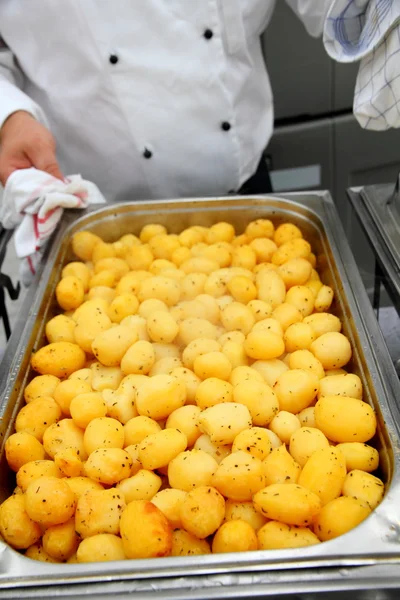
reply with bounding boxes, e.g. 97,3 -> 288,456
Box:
140,223 -> 167,243
285,285 -> 314,317
92,324 -> 138,367
70,392 -> 107,429
45,314 -> 76,344
116,270 -> 151,295
193,434 -> 231,464
53,379 -> 92,416
16,460 -> 62,492
138,275 -> 180,306
170,529 -> 210,556
31,342 -> 86,378
233,380 -> 279,426
252,317 -> 283,337
139,429 -> 187,470
212,451 -> 265,501
314,496 -> 371,541
310,332 -> 352,370
195,378 -> 233,410
229,365 -> 264,386
179,317 -> 218,346
146,311 -> 179,344
149,356 -> 182,376
271,303 -> 303,331
198,402 -> 252,445
72,231 -> 102,261
303,312 -> 342,338
181,272 -> 207,300
244,330 -> 285,361
318,373 -> 362,400
342,470 -> 384,509
182,338 -> 221,370
63,476 -> 104,501
274,223 -> 303,246
125,245 -> 153,271
247,299 -> 273,322
257,521 -> 320,549
265,429 -> 284,449
180,486 -> 225,539
43,418 -> 87,460
25,543 -> 60,562
314,285 -> 334,312
116,469 -> 162,502
74,311 -> 112,354
168,449 -> 218,491
89,269 -> 117,288
251,359 -> 288,387
5,432 -> 46,472
245,218 -> 274,240
54,448 -> 83,477
335,442 -> 379,473
139,298 -> 169,319
269,411 -> 301,445
151,489 -> 187,529
274,369 -> 319,414
136,374 -> 186,420
108,293 -> 139,323
121,340 -> 155,375
77,534 -> 125,563
314,396 -> 377,443
278,258 -> 312,289
124,416 -> 162,446
75,488 -> 126,538
165,405 -> 202,446
181,256 -> 220,275
220,302 -> 255,335
284,322 -> 316,353
222,340 -> 249,369
0,494 -> 41,550
289,349 -> 325,380
256,270 -> 286,308
298,447 -> 347,505
42,519 -> 79,561
15,396 -> 61,441
120,500 -> 172,558
289,427 -> 330,467
84,448 -> 132,485
232,427 -> 272,461
271,238 -> 311,266
91,362 -> 123,391
212,519 -> 258,553
84,417 -> 124,454
207,221 -> 235,243
94,257 -> 129,280
262,444 -> 301,485
224,500 -> 267,531
56,275 -> 85,311
227,275 -> 257,304
193,351 -> 232,381
24,374 -> 60,403
253,483 -> 321,527
25,476 -> 76,527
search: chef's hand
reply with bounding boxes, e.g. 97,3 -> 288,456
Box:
0,110 -> 63,186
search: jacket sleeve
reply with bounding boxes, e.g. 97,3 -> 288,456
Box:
285,0 -> 333,37
0,36 -> 48,129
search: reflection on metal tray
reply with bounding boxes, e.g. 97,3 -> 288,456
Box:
1,193 -> 400,599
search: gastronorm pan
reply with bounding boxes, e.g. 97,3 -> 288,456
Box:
1,191 -> 400,599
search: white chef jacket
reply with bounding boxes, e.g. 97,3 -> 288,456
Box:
0,1 -> 332,202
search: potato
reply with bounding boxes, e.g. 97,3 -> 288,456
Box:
198,402 -> 252,445
84,448 -> 132,485
94,257 -> 129,280
207,221 -> 235,243
171,529 -> 210,556
245,218 -> 274,240
84,417 -> 124,454
53,379 -> 92,416
24,374 -> 60,403
252,317 -> 283,337
257,521 -> 320,550
15,396 -> 61,441
269,411 -> 301,445
212,451 -> 265,501
273,369 -> 319,414
212,519 -> 258,553
315,396 -> 377,443
64,476 -> 104,501
271,238 -> 311,266
77,534 -> 125,563
182,338 -> 221,370
253,483 -> 321,527
222,340 -> 249,369
256,270 -> 286,309
139,299 -> 169,319
140,223 -> 167,243
297,407 -> 316,428
285,285 -> 314,317
279,258 -> 312,289
181,273 -> 207,300
298,447 -> 347,505
335,442 -> 379,473
310,332 -> 352,370
31,342 -> 86,378
284,322 -> 316,353
149,356 -> 182,376
193,434 -> 231,464
45,314 -> 76,344
107,293 -> 139,323
5,432 -> 46,472
168,449 -> 218,491
314,496 -> 371,541
70,392 -> 107,429
74,311 -> 112,354
318,373 -> 362,400
251,359 -> 288,387
151,489 -> 187,529
0,494 -> 41,549
230,365 -> 264,386
91,362 -> 123,391
92,324 -> 138,367
25,476 -> 76,527
247,300 -> 273,322
271,303 -> 303,331
120,500 -> 172,558
224,500 -> 267,531
42,519 -> 79,561
16,460 -> 62,493
136,374 -> 186,420
180,486 -> 225,538
139,429 -> 187,470
262,444 -> 301,485
116,469 -> 162,502
124,415 -> 161,446
146,311 -> 179,344
124,245 -> 153,271
75,488 -> 126,538
289,427 -> 330,467
274,223 -> 302,246
72,231 -> 102,262
165,405 -> 202,446
195,378 -> 233,410
227,276 -> 257,304
232,427 -> 272,461
56,275 -> 85,311
121,340 -> 155,375
233,380 -> 279,427
244,330 -> 285,361
43,418 -> 87,460
25,543 -> 60,562
138,276 -> 180,306
289,349 -> 325,380
89,270 -> 117,289
303,312 -> 342,338
342,470 -> 384,510
88,286 -> 116,303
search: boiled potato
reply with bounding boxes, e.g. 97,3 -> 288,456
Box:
138,429 -> 187,470
77,534 -> 125,563
298,447 -> 347,505
314,496 -> 371,541
257,521 -> 319,549
31,342 -> 86,378
135,374 -> 186,419
244,330 -> 285,361
5,432 -> 46,472
335,442 -> 379,473
108,293 -> 139,323
124,415 -> 161,446
91,362 -> 124,391
193,434 -> 231,464
212,519 -> 258,553
284,322 -> 316,353
273,369 -> 319,413
314,285 -> 334,312
251,359 -> 288,387
269,411 -> 301,445
56,275 -> 85,311
342,470 -> 384,509
25,543 -> 60,562
289,427 -> 330,467
253,483 -> 321,527
84,417 -> 124,454
151,489 -> 187,529
121,340 -> 155,375
198,402 -> 252,445
64,477 -> 104,501
182,338 -> 221,370
230,365 -> 264,386
212,451 -> 265,501
24,374 -> 60,403
180,486 -> 225,539
147,311 -> 179,343
315,396 -> 377,443
42,519 -> 79,561
310,332 -> 352,370
193,351 -> 232,381
25,476 -> 76,527
168,449 -> 218,491
43,418 -> 87,460
120,500 -> 172,558
224,499 -> 267,531
54,448 -> 83,477
16,460 -> 62,492
232,427 -> 272,461
318,373 -> 362,400
0,494 -> 41,549
45,314 -> 76,344
92,324 -> 138,366
116,469 -> 162,502
75,488 -> 126,538
285,285 -> 314,317
170,529 -> 210,556
274,223 -> 302,246
165,405 -> 202,446
15,396 -> 61,441
84,448 -> 133,485
70,392 -> 107,429
278,258 -> 312,288
289,349 -> 325,380
138,276 -> 180,306
233,380 -> 279,426
271,238 -> 311,266
72,231 -> 102,262
247,299 -> 273,322
262,444 -> 301,485
297,407 -> 316,428
256,270 -> 286,309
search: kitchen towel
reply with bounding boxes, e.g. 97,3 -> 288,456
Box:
0,168 -> 106,285
323,0 -> 400,130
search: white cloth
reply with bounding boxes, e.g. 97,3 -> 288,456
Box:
0,168 -> 105,285
0,1 -> 332,203
324,0 -> 400,130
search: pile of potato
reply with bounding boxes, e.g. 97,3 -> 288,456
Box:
0,218 -> 385,564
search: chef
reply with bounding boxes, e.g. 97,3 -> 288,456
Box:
0,1 -> 333,202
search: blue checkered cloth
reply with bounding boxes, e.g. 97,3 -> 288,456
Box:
323,0 -> 400,130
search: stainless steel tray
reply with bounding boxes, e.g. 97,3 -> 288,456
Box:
1,192 -> 400,599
